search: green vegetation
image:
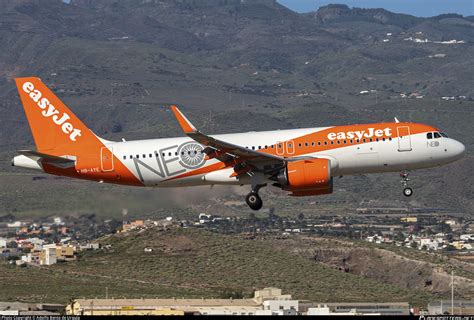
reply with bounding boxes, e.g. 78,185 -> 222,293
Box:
0,228 -> 433,305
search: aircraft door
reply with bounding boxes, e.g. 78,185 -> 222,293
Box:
397,126 -> 412,152
276,142 -> 284,156
101,147 -> 115,172
286,140 -> 295,155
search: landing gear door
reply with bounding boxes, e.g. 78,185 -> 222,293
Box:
101,147 -> 114,172
397,126 -> 412,152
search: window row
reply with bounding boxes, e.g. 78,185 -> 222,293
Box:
245,137 -> 393,150
122,137 -> 395,160
123,150 -> 203,160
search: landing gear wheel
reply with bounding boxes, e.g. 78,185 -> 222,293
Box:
400,171 -> 413,198
403,187 -> 413,197
246,192 -> 263,211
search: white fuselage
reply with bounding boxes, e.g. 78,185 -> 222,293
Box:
106,126 -> 465,187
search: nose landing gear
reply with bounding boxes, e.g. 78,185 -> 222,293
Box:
400,171 -> 413,197
245,184 -> 266,210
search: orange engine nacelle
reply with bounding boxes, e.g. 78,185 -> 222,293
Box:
277,159 -> 333,196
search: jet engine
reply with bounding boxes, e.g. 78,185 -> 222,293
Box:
275,158 -> 333,196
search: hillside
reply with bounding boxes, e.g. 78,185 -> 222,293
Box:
0,0 -> 473,217
0,227 -> 439,305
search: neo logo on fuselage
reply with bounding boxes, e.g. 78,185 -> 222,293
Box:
22,82 -> 82,142
132,142 -> 206,183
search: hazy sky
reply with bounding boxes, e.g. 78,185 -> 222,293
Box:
277,0 -> 474,17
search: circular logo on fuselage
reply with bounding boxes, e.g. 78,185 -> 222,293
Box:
177,142 -> 206,169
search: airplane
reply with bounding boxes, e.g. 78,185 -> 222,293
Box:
12,77 -> 466,210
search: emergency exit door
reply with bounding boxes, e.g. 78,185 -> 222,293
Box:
397,126 -> 412,152
100,147 -> 114,172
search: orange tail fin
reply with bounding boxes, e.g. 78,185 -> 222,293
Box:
15,77 -> 100,156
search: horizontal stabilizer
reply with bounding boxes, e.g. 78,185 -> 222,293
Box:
18,150 -> 76,164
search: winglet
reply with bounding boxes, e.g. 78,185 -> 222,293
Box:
171,105 -> 197,134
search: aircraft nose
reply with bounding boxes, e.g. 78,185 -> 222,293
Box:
450,139 -> 466,160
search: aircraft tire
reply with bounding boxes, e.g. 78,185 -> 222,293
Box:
403,187 -> 413,197
246,192 -> 263,210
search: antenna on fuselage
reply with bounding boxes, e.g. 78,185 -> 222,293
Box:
394,117 -> 400,123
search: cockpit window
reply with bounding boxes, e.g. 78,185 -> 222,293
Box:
427,132 -> 433,139
440,132 -> 448,138
433,132 -> 442,139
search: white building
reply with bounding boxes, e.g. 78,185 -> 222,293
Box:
0,238 -> 7,248
7,221 -> 23,228
43,247 -> 57,266
307,305 -> 358,315
460,234 -> 474,241
53,217 -> 64,225
257,299 -> 298,315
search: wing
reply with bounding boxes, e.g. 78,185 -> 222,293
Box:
170,106 -> 312,177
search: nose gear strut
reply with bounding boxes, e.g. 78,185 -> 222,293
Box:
400,171 -> 413,197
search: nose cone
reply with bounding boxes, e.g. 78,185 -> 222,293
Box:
450,139 -> 466,161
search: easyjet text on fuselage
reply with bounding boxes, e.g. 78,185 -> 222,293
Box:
327,128 -> 392,141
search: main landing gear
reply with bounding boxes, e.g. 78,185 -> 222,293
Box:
400,171 -> 413,197
245,184 -> 266,211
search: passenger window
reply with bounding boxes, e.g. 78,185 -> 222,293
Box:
298,143 -> 302,148
149,154 -> 153,158
434,132 -> 441,139
427,132 -> 433,139
123,156 -> 126,160
318,142 -> 321,146
305,142 -> 309,147
389,138 -> 392,141
136,155 -> 139,158
337,140 -> 340,144
129,155 -> 133,159
324,141 -> 328,145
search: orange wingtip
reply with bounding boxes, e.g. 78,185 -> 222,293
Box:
171,105 -> 196,134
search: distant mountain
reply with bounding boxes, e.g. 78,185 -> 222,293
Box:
309,4 -> 421,28
0,0 -> 472,216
